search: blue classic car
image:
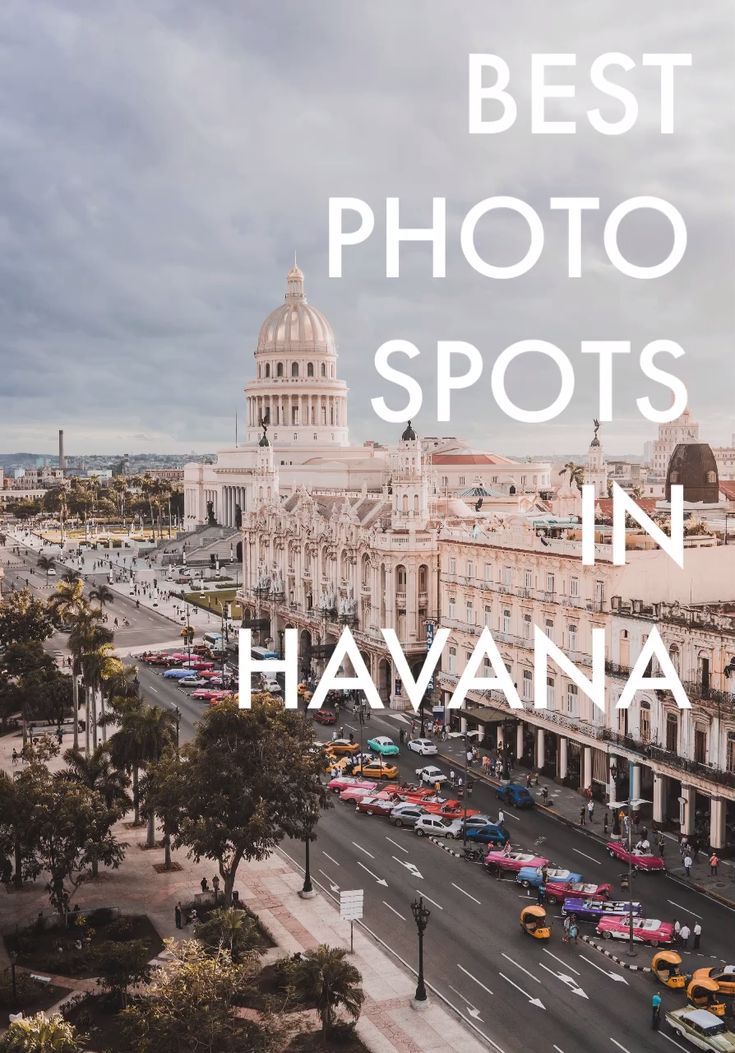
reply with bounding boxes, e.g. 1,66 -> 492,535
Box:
496,783 -> 535,808
463,821 -> 509,846
561,898 -> 643,922
516,866 -> 583,889
366,736 -> 400,756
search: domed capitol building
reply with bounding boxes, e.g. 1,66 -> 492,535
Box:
183,264 -> 552,527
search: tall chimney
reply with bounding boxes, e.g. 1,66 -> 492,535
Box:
58,429 -> 65,472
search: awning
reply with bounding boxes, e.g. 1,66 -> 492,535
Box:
461,707 -> 517,726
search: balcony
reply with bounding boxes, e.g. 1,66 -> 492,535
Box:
605,661 -> 631,678
601,732 -> 735,789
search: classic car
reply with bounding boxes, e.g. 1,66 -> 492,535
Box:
596,916 -> 673,946
516,866 -> 582,890
545,880 -> 613,904
355,794 -> 400,816
605,841 -> 666,871
483,850 -> 550,875
326,775 -> 377,795
367,736 -> 400,756
561,898 -> 643,922
664,1008 -> 735,1052
496,783 -> 536,809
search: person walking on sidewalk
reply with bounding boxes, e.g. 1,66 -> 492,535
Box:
679,923 -> 690,949
587,799 -> 594,823
657,833 -> 666,859
683,852 -> 693,878
673,919 -> 681,944
175,902 -> 183,930
651,992 -> 662,1030
709,852 -> 719,876
693,922 -> 702,949
579,805 -> 586,826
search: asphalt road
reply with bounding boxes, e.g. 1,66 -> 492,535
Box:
6,536 -> 734,1052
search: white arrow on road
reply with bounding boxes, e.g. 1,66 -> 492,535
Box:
499,973 -> 546,1009
539,962 -> 589,999
448,984 -> 483,1021
391,856 -> 423,879
356,861 -> 388,886
317,869 -> 339,894
579,954 -> 628,984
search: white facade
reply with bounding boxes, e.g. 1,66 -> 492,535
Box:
648,409 -> 700,478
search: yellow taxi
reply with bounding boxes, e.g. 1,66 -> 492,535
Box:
692,966 -> 735,997
324,738 -> 359,756
323,755 -> 352,775
351,760 -> 399,780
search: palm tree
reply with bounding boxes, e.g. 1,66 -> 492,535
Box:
89,584 -> 114,608
37,555 -> 55,582
292,945 -> 364,1034
47,581 -> 92,752
109,702 -> 176,826
67,612 -> 112,755
1,1010 -> 82,1051
558,462 -> 585,491
61,569 -> 82,584
62,745 -> 131,811
79,636 -> 121,751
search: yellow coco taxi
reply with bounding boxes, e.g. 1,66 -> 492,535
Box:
652,951 -> 686,989
352,761 -> 400,780
520,905 -> 551,941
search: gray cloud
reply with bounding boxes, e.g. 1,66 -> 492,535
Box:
0,0 -> 732,456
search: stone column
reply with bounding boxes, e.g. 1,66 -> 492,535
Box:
709,797 -> 726,851
496,724 -> 505,751
679,786 -> 695,836
653,772 -> 666,824
535,727 -> 545,770
630,763 -> 641,802
583,746 -> 593,790
516,721 -> 524,761
558,736 -> 568,780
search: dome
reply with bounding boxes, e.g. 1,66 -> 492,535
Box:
257,266 -> 336,356
665,443 -> 719,503
401,420 -> 417,441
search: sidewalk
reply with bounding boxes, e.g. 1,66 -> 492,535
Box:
0,733 -> 486,1051
435,738 -> 735,907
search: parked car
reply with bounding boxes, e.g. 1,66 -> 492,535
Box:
691,966 -> 735,997
516,866 -> 583,890
356,795 -> 399,816
339,785 -> 379,804
324,739 -> 359,756
191,688 -> 228,701
483,850 -> 549,875
414,815 -> 463,839
415,765 -> 447,786
664,1008 -> 735,1051
461,814 -> 494,830
312,709 -> 337,725
545,880 -> 614,904
367,736 -> 400,756
389,803 -> 429,828
327,775 -> 377,795
352,761 -> 399,780
407,738 -> 438,756
495,783 -> 535,808
561,898 -> 643,922
606,841 -> 666,871
596,916 -> 673,947
178,676 -> 207,689
163,668 -> 198,680
463,822 -> 509,846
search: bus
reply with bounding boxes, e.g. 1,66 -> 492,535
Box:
250,646 -> 279,661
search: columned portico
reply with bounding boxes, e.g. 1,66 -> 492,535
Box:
680,785 -> 695,836
558,736 -> 568,780
653,773 -> 666,824
710,798 -> 726,851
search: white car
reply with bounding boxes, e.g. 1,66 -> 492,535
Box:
665,1008 -> 735,1052
408,738 -> 438,756
415,765 -> 447,786
178,676 -> 207,688
414,815 -> 463,839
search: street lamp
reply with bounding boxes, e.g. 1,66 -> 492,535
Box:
299,808 -> 318,900
9,950 -> 17,1012
173,705 -> 181,752
410,896 -> 430,1006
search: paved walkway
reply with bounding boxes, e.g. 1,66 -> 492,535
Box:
435,737 -> 735,906
0,735 -> 485,1051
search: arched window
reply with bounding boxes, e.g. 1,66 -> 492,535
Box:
320,363 -> 326,377
276,362 -> 284,378
668,644 -> 680,674
307,362 -> 314,377
396,565 -> 407,588
706,470 -> 716,483
418,564 -> 428,592
291,362 -> 299,377
264,363 -> 270,378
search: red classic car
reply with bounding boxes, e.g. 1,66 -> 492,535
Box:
606,841 -> 666,871
418,796 -> 481,820
545,880 -> 613,904
355,794 -> 399,816
327,776 -> 378,795
483,850 -> 549,875
339,784 -> 382,804
393,785 -> 440,801
191,688 -> 229,702
596,916 -> 673,946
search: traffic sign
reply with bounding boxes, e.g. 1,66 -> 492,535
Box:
339,889 -> 364,921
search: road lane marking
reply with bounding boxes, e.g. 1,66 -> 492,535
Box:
666,899 -> 702,919
658,1033 -> 689,1053
448,984 -> 482,1021
356,861 -> 388,886
579,954 -> 628,984
382,901 -> 407,922
543,948 -> 579,974
500,952 -> 540,983
610,1040 -> 632,1053
539,962 -> 588,998
503,812 -> 520,821
352,841 -> 375,859
149,686 -> 159,694
386,836 -> 408,854
393,857 -> 423,879
317,869 -> 339,892
322,851 -> 340,867
498,973 -> 545,1009
451,882 -> 481,905
417,890 -> 444,910
553,1047 -> 566,1053
572,848 -> 602,865
457,963 -> 493,996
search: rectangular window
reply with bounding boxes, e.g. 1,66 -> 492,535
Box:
459,476 -> 466,486
503,566 -> 512,586
666,714 -> 678,752
466,561 -> 475,579
524,569 -> 533,590
546,676 -> 555,707
566,683 -> 578,715
449,557 -> 457,575
466,600 -> 474,625
568,624 -> 577,650
544,617 -> 554,642
570,577 -> 579,597
694,728 -> 707,764
727,732 -> 735,773
522,669 -> 533,700
523,613 -> 532,640
484,562 -> 492,581
441,475 -> 449,488
640,706 -> 651,742
546,573 -> 555,594
448,646 -> 456,674
502,609 -> 511,634
448,597 -> 456,620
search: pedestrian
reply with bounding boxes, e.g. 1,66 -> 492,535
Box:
693,922 -> 702,949
651,991 -> 662,1030
562,915 -> 571,943
709,852 -> 719,876
457,775 -> 464,795
11,749 -> 17,766
482,754 -> 490,774
673,919 -> 681,944
584,785 -> 592,803
175,901 -> 182,929
201,876 -> 209,893
603,812 -> 609,836
525,772 -> 532,788
683,853 -> 693,878
679,923 -> 690,948
587,799 -> 594,823
449,768 -> 455,787
434,781 -> 441,795
658,833 -> 666,858
497,809 -> 505,827
466,748 -> 473,767
568,918 -> 578,944
339,725 -> 344,738
580,805 -> 586,826
536,885 -> 546,905
466,779 -> 473,799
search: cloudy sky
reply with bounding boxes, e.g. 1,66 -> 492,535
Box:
0,1 -> 732,457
